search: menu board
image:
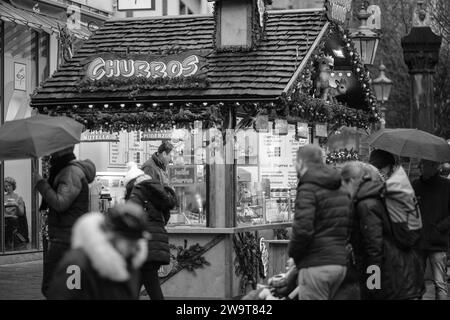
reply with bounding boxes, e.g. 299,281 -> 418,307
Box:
109,131 -> 162,168
258,124 -> 309,188
169,166 -> 196,185
109,131 -> 128,167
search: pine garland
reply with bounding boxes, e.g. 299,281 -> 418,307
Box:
233,232 -> 265,294
78,76 -> 209,99
326,148 -> 360,164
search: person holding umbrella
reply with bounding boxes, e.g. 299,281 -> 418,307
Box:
412,160 -> 450,300
34,146 -> 96,298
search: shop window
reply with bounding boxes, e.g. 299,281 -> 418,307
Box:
236,122 -> 310,226
2,160 -> 35,252
78,127 -> 208,227
2,22 -> 41,253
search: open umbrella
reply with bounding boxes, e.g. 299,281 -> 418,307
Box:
0,114 -> 83,161
368,128 -> 450,162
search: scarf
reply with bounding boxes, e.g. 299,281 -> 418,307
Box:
39,152 -> 76,211
152,152 -> 166,171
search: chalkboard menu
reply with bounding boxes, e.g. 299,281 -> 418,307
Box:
169,166 -> 196,185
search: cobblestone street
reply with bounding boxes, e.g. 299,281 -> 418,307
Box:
0,260 -> 446,300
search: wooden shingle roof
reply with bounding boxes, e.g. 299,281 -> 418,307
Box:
31,9 -> 328,106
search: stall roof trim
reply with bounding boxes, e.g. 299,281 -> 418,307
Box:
31,9 -> 328,105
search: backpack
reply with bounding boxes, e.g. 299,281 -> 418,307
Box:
379,166 -> 422,249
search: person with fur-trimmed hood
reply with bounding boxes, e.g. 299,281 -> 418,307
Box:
47,203 -> 149,300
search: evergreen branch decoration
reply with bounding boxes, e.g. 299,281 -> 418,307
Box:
158,236 -> 224,285
326,148 -> 360,164
233,232 -> 265,294
77,76 -> 209,99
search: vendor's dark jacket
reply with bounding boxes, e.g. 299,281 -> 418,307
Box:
36,160 -> 96,244
288,163 -> 351,269
142,153 -> 170,185
127,177 -> 177,265
413,174 -> 450,252
351,178 -> 425,300
47,213 -> 146,300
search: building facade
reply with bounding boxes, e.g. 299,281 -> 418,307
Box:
0,0 -> 107,258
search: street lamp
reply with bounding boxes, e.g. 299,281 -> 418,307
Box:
372,64 -> 393,129
351,2 -> 380,65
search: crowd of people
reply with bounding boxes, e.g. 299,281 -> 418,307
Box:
26,139 -> 450,300
33,142 -> 177,300
288,145 -> 450,300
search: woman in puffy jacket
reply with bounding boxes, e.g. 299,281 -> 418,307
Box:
123,163 -> 177,300
341,161 -> 424,300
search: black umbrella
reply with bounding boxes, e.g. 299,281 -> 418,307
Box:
368,128 -> 450,162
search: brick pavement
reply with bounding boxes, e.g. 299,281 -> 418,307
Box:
0,259 -> 446,300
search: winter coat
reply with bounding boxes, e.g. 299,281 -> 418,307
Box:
413,174 -> 450,252
36,160 -> 96,244
127,177 -> 177,265
288,163 -> 352,269
142,153 -> 170,185
47,213 -> 147,300
351,178 -> 425,300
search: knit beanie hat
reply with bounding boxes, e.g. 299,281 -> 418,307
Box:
123,162 -> 144,187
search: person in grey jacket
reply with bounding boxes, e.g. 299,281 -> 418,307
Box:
141,141 -> 173,185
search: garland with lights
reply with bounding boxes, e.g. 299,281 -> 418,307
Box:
290,22 -> 380,126
40,104 -> 226,132
78,76 -> 209,99
326,148 -> 360,165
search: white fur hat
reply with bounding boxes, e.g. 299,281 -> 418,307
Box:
123,162 -> 144,187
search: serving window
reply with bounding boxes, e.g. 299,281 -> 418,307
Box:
78,125 -> 209,227
235,121 -> 311,226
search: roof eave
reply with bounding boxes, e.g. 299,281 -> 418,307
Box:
283,21 -> 330,95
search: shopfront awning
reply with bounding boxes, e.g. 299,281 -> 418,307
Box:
0,1 -> 90,40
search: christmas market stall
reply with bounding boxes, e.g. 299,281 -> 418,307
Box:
30,0 -> 380,299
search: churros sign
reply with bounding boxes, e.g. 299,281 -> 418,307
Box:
85,52 -> 206,81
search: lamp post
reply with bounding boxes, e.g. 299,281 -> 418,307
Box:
372,64 -> 393,129
350,2 -> 380,65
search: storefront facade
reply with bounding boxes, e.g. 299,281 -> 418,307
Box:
31,0 -> 380,298
0,0 -> 102,257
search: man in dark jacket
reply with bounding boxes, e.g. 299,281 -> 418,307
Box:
47,203 -> 149,300
124,165 -> 177,300
141,141 -> 174,185
342,162 -> 424,300
34,146 -> 96,297
288,145 -> 351,300
413,159 -> 450,300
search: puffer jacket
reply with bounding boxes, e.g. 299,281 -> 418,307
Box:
127,177 -> 177,265
413,174 -> 450,252
288,163 -> 352,269
36,159 -> 96,244
351,178 -> 425,300
47,213 -> 147,300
